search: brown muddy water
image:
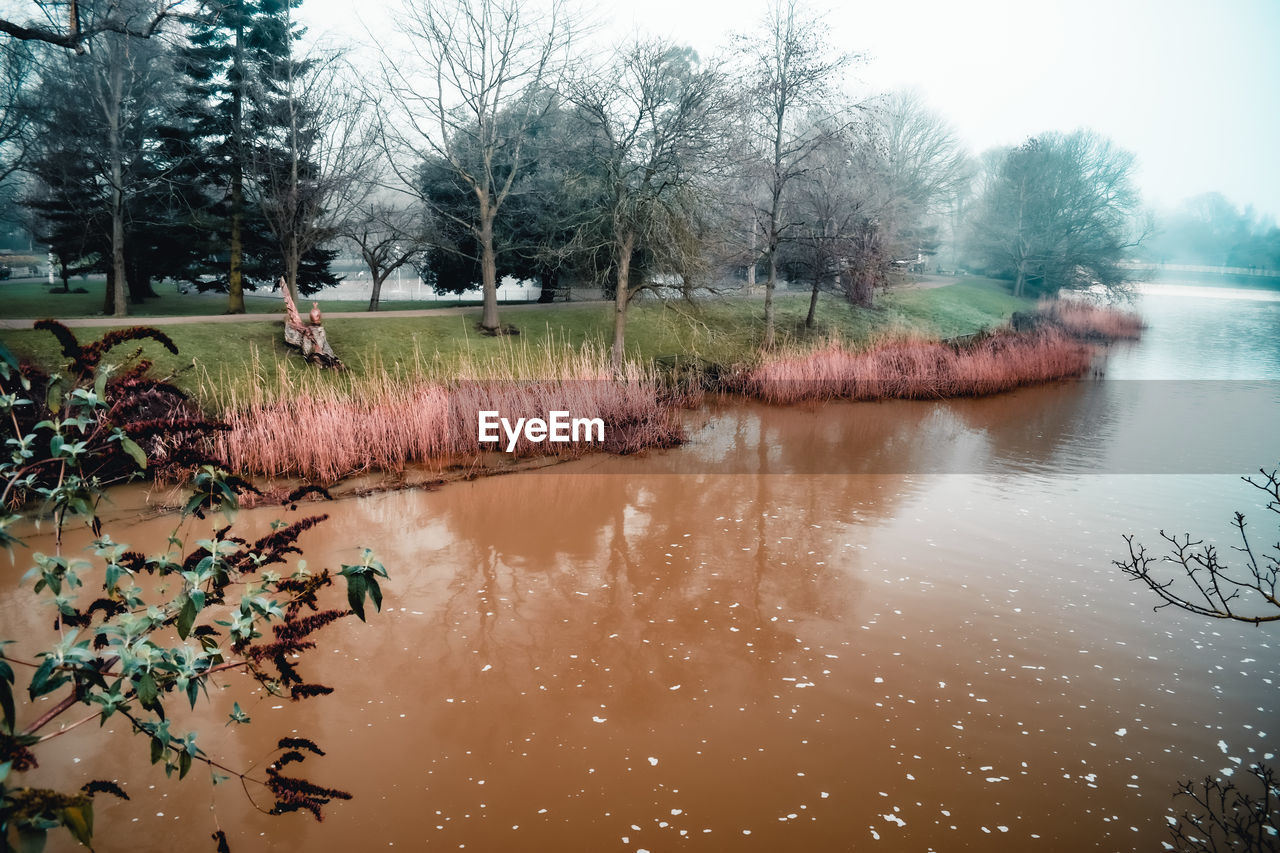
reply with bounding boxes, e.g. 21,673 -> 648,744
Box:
4,282 -> 1279,852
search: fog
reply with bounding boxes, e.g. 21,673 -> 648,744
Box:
299,0 -> 1280,221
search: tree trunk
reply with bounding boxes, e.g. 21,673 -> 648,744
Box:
228,176 -> 246,313
227,16 -> 246,314
103,269 -> 116,315
478,205 -> 500,332
852,269 -> 874,308
747,224 -> 757,287
611,232 -> 635,374
763,249 -> 777,349
109,136 -> 127,318
763,88 -> 787,351
1012,177 -> 1028,299
368,272 -> 386,311
126,255 -> 158,302
805,277 -> 820,329
286,241 -> 300,303
537,269 -> 557,303
286,54 -> 301,306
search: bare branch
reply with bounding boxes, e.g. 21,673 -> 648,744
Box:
1116,466 -> 1280,625
0,0 -> 191,53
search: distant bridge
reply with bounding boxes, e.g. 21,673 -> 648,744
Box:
1119,262 -> 1280,278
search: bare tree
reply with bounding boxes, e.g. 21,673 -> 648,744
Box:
379,0 -> 573,333
0,38 -> 36,189
567,40 -> 728,372
1117,466 -> 1280,851
779,118 -> 888,324
247,47 -> 377,301
27,0 -> 179,315
345,199 -> 433,311
736,0 -> 854,349
1117,466 -> 1280,625
1166,765 -> 1279,853
878,91 -> 971,216
0,0 -> 190,53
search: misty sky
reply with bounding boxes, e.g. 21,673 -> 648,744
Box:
302,0 -> 1280,221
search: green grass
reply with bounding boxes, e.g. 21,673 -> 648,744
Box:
0,276 -> 1032,409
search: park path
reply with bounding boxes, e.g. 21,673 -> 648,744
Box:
0,277 -> 960,331
0,296 -> 608,330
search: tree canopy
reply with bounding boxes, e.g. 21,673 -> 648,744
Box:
966,131 -> 1146,298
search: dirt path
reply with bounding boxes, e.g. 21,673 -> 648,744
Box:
896,274 -> 961,290
0,277 -> 963,331
0,297 -> 609,330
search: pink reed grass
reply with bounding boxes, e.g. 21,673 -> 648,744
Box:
746,329 -> 1097,405
1038,300 -> 1144,341
217,378 -> 682,483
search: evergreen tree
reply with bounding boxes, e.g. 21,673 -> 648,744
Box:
176,0 -> 337,309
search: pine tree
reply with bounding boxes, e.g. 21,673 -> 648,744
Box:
176,0 -> 338,309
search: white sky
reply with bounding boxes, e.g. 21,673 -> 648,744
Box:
301,0 -> 1280,221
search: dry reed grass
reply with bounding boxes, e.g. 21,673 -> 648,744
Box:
745,329 -> 1097,405
1037,299 -> 1145,340
211,339 -> 684,482
205,299 -> 1140,479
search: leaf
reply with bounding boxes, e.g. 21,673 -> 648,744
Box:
178,748 -> 192,780
136,672 -> 158,709
227,702 -> 251,726
46,379 -> 63,415
28,657 -> 69,700
0,663 -> 14,734
118,436 -> 147,471
16,826 -> 47,853
344,572 -> 368,622
105,562 -> 123,594
0,340 -> 18,375
367,575 -> 383,615
60,803 -> 94,848
176,595 -> 197,641
150,735 -> 165,765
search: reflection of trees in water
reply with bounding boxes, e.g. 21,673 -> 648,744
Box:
664,390 -> 1110,476
941,380 -> 1115,475
405,464 -> 926,722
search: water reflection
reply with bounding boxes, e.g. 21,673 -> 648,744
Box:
3,284 -> 1277,852
578,377 -> 1275,477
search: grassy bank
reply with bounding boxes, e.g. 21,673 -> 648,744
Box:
1,278 -> 1145,485
1,277 -> 1033,409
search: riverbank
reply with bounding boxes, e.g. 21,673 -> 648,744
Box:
1,279 -> 1143,488
1,278 -> 1030,408
210,298 -> 1141,484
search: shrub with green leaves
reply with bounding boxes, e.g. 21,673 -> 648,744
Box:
0,336 -> 388,851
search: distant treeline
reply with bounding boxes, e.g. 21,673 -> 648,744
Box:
1141,192 -> 1280,272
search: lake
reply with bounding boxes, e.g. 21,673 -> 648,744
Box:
5,280 -> 1278,851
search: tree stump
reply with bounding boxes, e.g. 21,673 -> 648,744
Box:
281,283 -> 342,368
